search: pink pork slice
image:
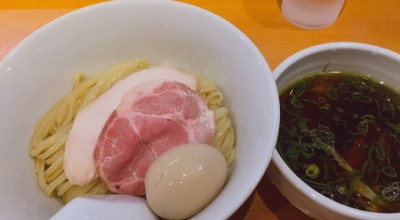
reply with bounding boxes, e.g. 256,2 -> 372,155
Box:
95,80 -> 215,195
64,63 -> 198,187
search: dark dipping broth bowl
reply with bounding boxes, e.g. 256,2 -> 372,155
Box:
269,42 -> 400,220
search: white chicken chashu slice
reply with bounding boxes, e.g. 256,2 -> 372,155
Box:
64,63 -> 198,186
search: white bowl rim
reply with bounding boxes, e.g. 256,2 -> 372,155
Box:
272,42 -> 400,219
273,42 -> 400,82
0,0 -> 233,65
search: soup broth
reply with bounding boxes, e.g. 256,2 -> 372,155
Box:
277,71 -> 400,212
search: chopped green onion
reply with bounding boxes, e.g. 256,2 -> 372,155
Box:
323,160 -> 329,181
379,104 -> 395,120
367,145 -> 375,175
382,166 -> 397,178
351,92 -> 375,104
362,114 -> 375,122
327,87 -> 338,99
337,184 -> 348,195
320,103 -> 331,111
377,136 -> 387,158
298,119 -> 309,133
301,145 -> 315,158
355,81 -> 368,91
306,164 -> 320,179
290,95 -> 304,108
386,121 -> 400,134
361,161 -> 368,178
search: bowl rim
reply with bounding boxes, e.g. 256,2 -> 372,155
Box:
0,0 -> 228,65
272,42 -> 400,219
273,42 -> 400,82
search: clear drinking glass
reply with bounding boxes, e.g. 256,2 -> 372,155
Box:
282,0 -> 345,29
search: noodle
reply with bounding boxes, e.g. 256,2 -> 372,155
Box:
193,73 -> 236,167
29,59 -> 236,203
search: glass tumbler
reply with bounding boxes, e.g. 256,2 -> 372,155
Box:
282,0 -> 345,29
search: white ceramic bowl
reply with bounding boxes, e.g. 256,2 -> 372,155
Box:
269,42 -> 400,220
0,1 -> 280,219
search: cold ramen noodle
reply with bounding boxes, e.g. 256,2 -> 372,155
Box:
29,59 -> 236,216
278,71 -> 400,213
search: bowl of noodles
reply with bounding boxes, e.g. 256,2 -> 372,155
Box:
0,0 -> 280,219
269,42 -> 400,220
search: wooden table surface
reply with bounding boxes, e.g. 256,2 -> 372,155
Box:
1,0 -> 400,219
